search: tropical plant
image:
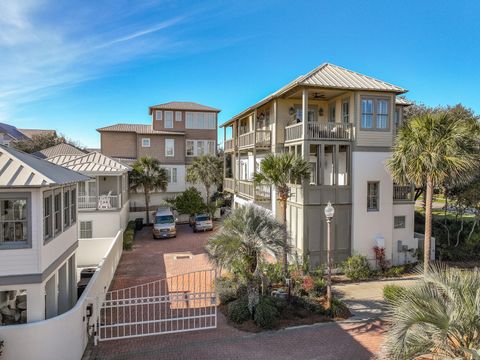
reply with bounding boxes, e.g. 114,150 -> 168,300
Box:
383,264 -> 480,360
387,112 -> 480,272
253,152 -> 310,275
186,155 -> 223,206
341,254 -> 372,281
11,133 -> 82,153
206,204 -> 289,313
165,187 -> 206,216
129,157 -> 168,224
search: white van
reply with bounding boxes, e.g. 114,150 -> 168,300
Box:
152,207 -> 176,239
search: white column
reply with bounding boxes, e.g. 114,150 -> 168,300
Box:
69,254 -> 77,307
25,284 -> 45,322
252,109 -> 257,200
302,88 -> 309,141
57,262 -> 69,314
45,273 -> 58,319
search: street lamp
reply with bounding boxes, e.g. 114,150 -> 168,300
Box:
324,201 -> 334,309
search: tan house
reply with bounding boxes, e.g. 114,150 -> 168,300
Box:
98,102 -> 220,221
221,63 -> 417,267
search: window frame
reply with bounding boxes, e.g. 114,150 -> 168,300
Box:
70,187 -> 76,225
0,193 -> 31,250
360,96 -> 391,131
63,189 -> 71,229
155,110 -> 162,121
342,99 -> 350,123
43,191 -> 53,242
367,181 -> 380,212
141,138 -> 151,148
186,140 -> 195,157
53,189 -> 62,236
394,215 -> 406,229
164,111 -> 174,128
175,111 -> 182,122
329,102 -> 336,123
165,139 -> 175,157
79,220 -> 92,239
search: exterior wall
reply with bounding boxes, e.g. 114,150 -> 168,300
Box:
41,225 -> 77,273
100,132 -> 137,158
392,203 -> 416,265
78,203 -> 129,239
136,134 -> 185,164
351,151 -> 394,264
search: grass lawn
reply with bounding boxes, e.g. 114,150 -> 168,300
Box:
415,207 -> 475,221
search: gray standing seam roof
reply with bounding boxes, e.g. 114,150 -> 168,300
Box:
0,145 -> 89,187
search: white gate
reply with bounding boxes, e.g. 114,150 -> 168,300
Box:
95,269 -> 217,343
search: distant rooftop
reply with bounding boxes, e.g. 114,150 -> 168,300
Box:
19,128 -> 56,138
0,123 -> 30,141
33,143 -> 86,159
148,101 -> 221,115
97,123 -> 184,135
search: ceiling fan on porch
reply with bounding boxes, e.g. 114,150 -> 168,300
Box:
312,92 -> 326,100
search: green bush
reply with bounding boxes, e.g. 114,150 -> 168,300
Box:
384,265 -> 406,278
123,229 -> 134,250
227,297 -> 250,324
254,297 -> 279,329
341,254 -> 372,281
127,220 -> 136,231
263,263 -> 284,284
312,277 -> 327,296
383,284 -> 407,304
328,298 -> 350,319
215,277 -> 238,304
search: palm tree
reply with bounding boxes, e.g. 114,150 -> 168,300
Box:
129,157 -> 168,224
206,204 -> 289,313
253,152 -> 310,275
186,155 -> 223,206
383,264 -> 480,360
387,112 -> 479,272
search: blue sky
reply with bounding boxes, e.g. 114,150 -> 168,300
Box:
1,0 -> 479,147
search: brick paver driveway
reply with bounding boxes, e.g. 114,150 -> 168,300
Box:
86,224 -> 385,360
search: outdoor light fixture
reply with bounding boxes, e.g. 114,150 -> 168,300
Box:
86,303 -> 93,318
324,201 -> 335,309
324,201 -> 335,219
319,108 -> 324,116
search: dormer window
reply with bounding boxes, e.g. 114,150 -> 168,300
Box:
165,111 -> 174,128
155,110 -> 162,121
1,196 -> 29,248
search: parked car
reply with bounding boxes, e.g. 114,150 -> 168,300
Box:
192,214 -> 213,232
152,207 -> 176,239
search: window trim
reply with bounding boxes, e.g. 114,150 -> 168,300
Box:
155,110 -> 162,121
43,191 -> 53,242
70,187 -> 76,225
175,111 -> 182,122
0,192 -> 32,250
164,111 -> 174,128
360,96 -> 391,131
63,188 -> 71,230
53,189 -> 62,236
342,98 -> 350,123
394,215 -> 406,229
367,181 -> 380,212
165,139 -> 175,157
79,220 -> 93,239
141,138 -> 151,148
186,140 -> 195,157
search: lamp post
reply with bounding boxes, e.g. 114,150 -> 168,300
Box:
324,201 -> 335,309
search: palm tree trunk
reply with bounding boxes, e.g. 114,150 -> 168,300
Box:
205,185 -> 210,206
424,178 -> 433,273
144,190 -> 150,225
280,192 -> 288,276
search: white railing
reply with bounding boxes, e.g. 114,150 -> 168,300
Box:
256,184 -> 271,201
78,194 -> 121,210
238,131 -> 255,148
238,130 -> 271,149
225,139 -> 235,152
238,180 -> 254,198
223,178 -> 235,192
393,185 -> 414,201
285,122 -> 354,141
255,130 -> 271,148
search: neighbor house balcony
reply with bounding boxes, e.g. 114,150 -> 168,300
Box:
78,193 -> 122,210
224,139 -> 235,153
225,178 -> 271,202
285,122 -> 354,142
223,177 -> 235,192
393,185 -> 414,203
238,130 -> 271,150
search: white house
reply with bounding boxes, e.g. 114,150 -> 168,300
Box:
0,145 -> 89,324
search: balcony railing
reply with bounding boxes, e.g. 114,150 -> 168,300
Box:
285,122 -> 354,142
238,180 -> 254,198
238,130 -> 271,149
224,139 -> 235,152
236,180 -> 271,201
223,178 -> 235,192
78,194 -> 121,210
393,185 -> 414,202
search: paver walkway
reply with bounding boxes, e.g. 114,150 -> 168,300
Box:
85,225 -> 414,360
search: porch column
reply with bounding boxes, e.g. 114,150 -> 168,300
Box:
45,273 -> 58,319
68,254 -> 77,307
334,145 -> 339,186
57,262 -> 69,314
320,144 -> 325,186
237,120 -> 241,189
223,126 -> 227,179
116,175 -> 121,207
252,109 -> 257,200
302,88 -> 309,143
272,100 -> 277,152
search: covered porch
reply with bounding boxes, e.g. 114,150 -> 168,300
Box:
78,174 -> 127,211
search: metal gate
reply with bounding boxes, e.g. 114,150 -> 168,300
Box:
95,269 -> 217,343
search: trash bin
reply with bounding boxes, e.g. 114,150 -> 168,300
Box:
80,267 -> 96,279
135,218 -> 143,230
77,278 -> 90,298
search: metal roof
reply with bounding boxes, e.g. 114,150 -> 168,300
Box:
0,123 -> 30,141
148,101 -> 220,114
33,143 -> 87,159
55,152 -> 131,175
395,97 -> 413,106
19,128 -> 56,138
0,145 -> 89,187
47,154 -> 84,165
96,124 -> 185,135
221,63 -> 408,127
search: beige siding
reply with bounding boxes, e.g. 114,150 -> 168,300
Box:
101,132 -> 137,158
137,134 -> 185,164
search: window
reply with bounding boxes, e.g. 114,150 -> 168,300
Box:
175,111 -> 182,122
79,221 -> 92,239
367,182 -> 379,211
186,112 -> 194,128
207,141 -> 215,155
394,216 -> 406,229
43,194 -> 53,240
329,103 -> 336,122
165,168 -> 178,183
142,138 -> 150,148
361,99 -> 373,128
165,139 -> 175,157
54,192 -> 61,235
197,140 -> 205,156
186,140 -> 195,156
342,100 -> 350,123
70,188 -> 76,224
185,112 -> 216,129
294,105 -> 317,123
395,108 -> 400,128
197,113 -> 205,129
165,111 -> 173,128
207,113 -> 215,129
155,110 -> 162,121
377,100 -> 388,129
0,198 -> 28,247
64,190 -> 70,228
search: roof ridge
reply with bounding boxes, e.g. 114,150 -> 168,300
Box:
0,146 -> 54,184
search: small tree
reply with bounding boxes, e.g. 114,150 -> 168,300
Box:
206,205 -> 289,313
186,155 -> 223,206
166,187 -> 206,216
129,157 -> 168,224
11,133 -> 82,153
253,152 -> 310,275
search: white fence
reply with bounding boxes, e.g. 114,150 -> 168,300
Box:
0,230 -> 123,360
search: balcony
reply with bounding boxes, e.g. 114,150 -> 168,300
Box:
223,178 -> 235,192
285,122 -> 354,142
224,139 -> 235,153
238,130 -> 271,150
78,194 -> 122,210
393,185 -> 414,203
233,180 -> 271,202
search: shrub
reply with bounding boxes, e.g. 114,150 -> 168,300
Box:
312,277 -> 327,296
301,275 -> 315,294
383,284 -> 407,304
328,298 -> 350,319
254,297 -> 279,329
123,229 -> 134,250
127,220 -> 136,231
384,265 -> 406,278
227,297 -> 250,324
215,277 -> 238,304
264,263 -> 284,284
341,254 -> 372,281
